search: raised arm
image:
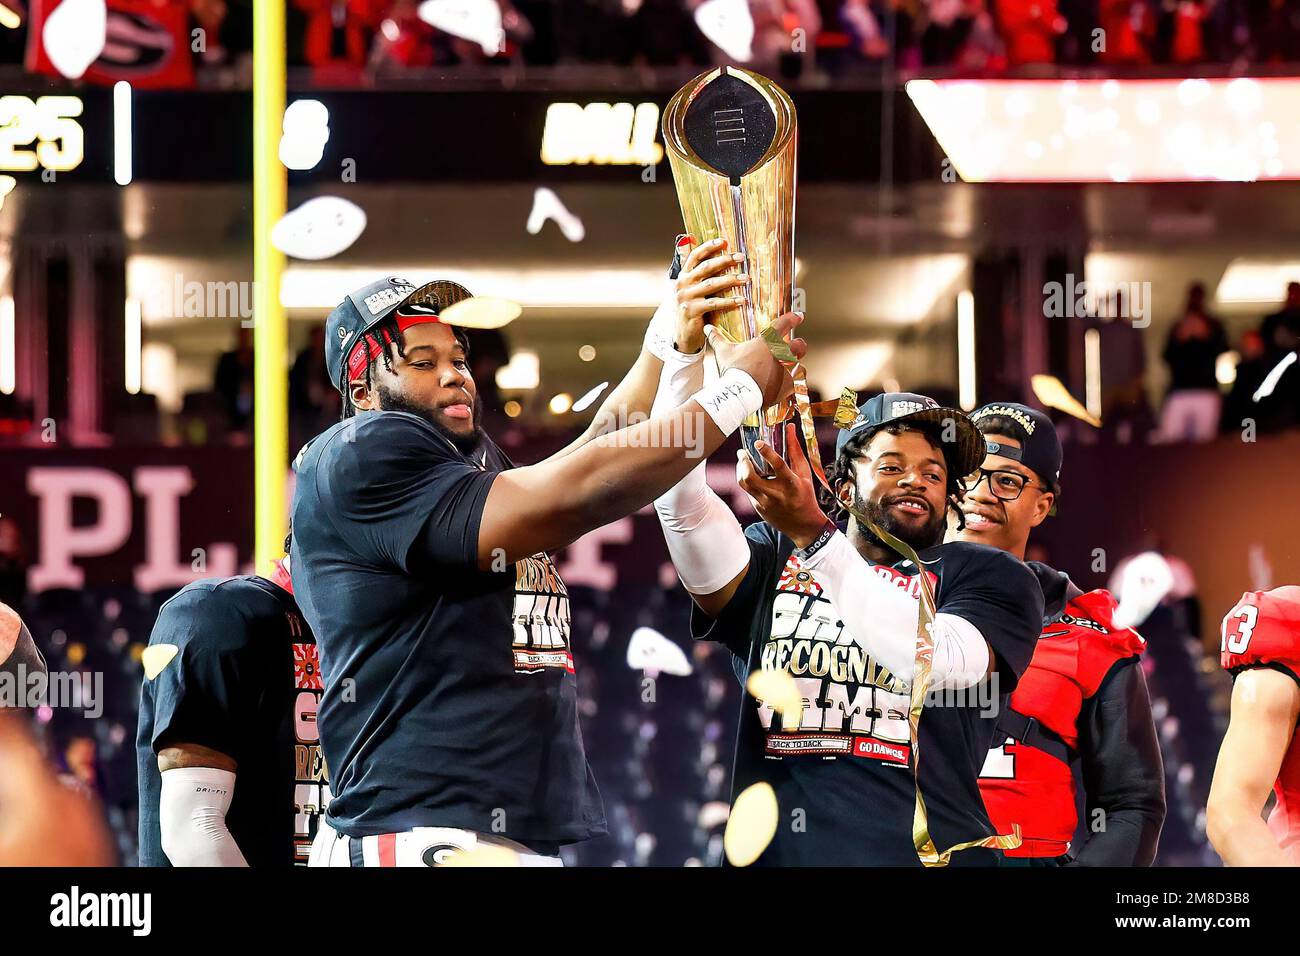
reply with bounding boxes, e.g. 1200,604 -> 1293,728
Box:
553,237 -> 748,458
477,310 -> 803,568
1207,667 -> 1300,866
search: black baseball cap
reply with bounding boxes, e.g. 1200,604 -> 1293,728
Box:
834,392 -> 984,481
324,276 -> 474,394
969,402 -> 1063,491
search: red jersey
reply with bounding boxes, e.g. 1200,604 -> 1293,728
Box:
1220,586 -> 1300,864
980,578 -> 1146,858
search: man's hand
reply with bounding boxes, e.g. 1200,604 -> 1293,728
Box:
738,421 -> 829,549
673,237 -> 748,354
707,311 -> 806,408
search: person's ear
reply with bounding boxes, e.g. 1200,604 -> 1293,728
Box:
1030,490 -> 1054,528
350,380 -> 376,411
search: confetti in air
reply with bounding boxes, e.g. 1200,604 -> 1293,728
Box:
694,0 -> 754,63
526,187 -> 585,242
571,381 -> 610,413
271,196 -> 367,261
141,644 -> 179,680
746,667 -> 803,727
417,0 -> 505,56
439,296 -> 522,330
1253,351 -> 1297,402
723,782 -> 778,866
41,0 -> 106,80
436,844 -> 521,867
1030,374 -> 1101,427
626,626 -> 693,676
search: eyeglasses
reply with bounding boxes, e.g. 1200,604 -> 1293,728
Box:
961,468 -> 1044,502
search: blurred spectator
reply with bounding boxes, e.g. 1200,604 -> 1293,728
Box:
292,0 -> 390,79
0,516 -> 27,610
995,0 -> 1066,67
1157,282 -> 1228,443
369,0 -> 442,69
289,326 -> 338,447
1219,328 -> 1273,434
1260,281 -> 1300,364
1088,302 -> 1153,444
1251,0 -> 1300,64
1097,0 -> 1158,66
213,326 -> 255,435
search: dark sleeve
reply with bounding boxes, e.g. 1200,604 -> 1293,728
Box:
317,414 -> 497,570
688,522 -> 779,660
145,590 -> 255,762
936,546 -> 1043,691
1069,657 -> 1166,867
0,620 -> 45,681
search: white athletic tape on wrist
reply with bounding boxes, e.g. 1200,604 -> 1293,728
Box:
692,367 -> 763,436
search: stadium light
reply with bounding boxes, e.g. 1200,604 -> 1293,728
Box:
0,295 -> 14,395
124,298 -> 142,394
1084,328 -> 1102,421
113,81 -> 131,186
907,78 -> 1300,182
957,290 -> 975,411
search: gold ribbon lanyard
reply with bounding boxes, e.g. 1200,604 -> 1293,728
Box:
723,326 -> 1023,866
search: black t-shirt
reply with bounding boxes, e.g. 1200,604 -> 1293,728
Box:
290,411 -> 605,848
694,522 -> 1043,866
136,576 -> 326,867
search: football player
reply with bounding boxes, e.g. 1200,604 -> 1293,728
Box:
1208,586 -> 1300,865
952,403 -> 1165,865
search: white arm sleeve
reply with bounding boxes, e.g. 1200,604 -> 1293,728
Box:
651,346 -> 751,595
800,530 -> 990,690
159,766 -> 249,867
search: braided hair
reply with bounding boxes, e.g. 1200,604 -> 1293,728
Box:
339,316 -> 470,420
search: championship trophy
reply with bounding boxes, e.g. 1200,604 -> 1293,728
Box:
662,66 -> 798,474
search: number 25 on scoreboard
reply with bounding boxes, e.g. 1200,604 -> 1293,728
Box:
0,95 -> 84,173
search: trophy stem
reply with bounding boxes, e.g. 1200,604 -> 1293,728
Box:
730,183 -> 776,475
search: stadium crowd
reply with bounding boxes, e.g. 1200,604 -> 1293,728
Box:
5,1 -> 1300,88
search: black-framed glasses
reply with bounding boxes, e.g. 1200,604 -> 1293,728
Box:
962,468 -> 1043,502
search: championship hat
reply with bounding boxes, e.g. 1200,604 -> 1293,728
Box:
969,402 -> 1063,491
324,277 -> 473,394
834,392 -> 984,481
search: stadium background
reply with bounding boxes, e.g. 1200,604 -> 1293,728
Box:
3,0 -> 1300,866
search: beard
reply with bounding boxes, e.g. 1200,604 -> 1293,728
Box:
849,486 -> 948,552
376,384 -> 484,456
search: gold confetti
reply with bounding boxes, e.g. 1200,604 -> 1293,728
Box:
1030,374 -> 1101,427
723,782 -> 779,867
440,296 -> 521,330
141,643 -> 179,680
436,844 -> 522,867
746,668 -> 803,727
